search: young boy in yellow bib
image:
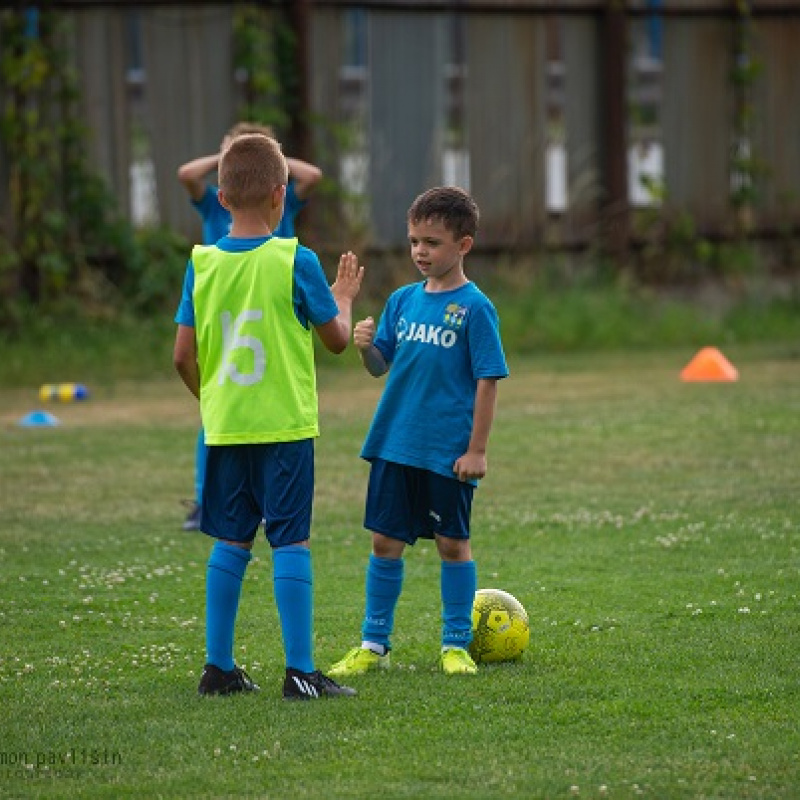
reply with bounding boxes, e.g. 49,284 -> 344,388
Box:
174,133 -> 363,700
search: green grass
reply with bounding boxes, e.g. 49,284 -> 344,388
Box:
1,345 -> 798,798
487,275 -> 800,354
1,273 -> 799,389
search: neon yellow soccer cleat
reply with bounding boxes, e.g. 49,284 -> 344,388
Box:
440,647 -> 478,675
328,647 -> 390,678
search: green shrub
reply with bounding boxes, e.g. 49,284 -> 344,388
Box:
489,263 -> 800,354
126,226 -> 191,315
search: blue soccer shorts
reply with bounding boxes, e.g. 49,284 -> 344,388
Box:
364,458 -> 474,545
202,439 -> 314,547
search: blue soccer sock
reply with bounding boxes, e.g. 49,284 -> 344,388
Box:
441,560 -> 477,650
205,541 -> 252,672
194,427 -> 207,503
273,545 -> 314,674
361,554 -> 404,652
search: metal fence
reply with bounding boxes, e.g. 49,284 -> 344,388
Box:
5,1 -> 800,259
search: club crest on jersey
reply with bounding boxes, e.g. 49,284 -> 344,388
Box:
396,316 -> 457,349
444,303 -> 468,329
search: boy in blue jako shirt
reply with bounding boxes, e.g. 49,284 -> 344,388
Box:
174,133 -> 362,699
177,121 -> 323,532
328,186 -> 508,678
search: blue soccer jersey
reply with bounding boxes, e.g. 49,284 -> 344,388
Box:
192,180 -> 306,244
361,281 -> 508,484
174,235 -> 338,330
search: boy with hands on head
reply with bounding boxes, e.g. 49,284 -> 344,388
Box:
173,132 -> 363,700
329,186 -> 508,679
177,121 -> 322,245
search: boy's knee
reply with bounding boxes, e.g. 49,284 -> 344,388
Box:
371,532 -> 405,559
435,536 -> 471,562
222,539 -> 254,552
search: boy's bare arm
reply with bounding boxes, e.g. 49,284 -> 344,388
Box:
177,153 -> 221,201
315,251 -> 365,354
173,324 -> 200,398
286,157 -> 323,200
453,378 -> 499,482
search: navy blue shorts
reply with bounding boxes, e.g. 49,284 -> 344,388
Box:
364,459 -> 474,545
201,439 -> 314,547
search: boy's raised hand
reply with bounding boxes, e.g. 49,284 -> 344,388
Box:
331,251 -> 364,304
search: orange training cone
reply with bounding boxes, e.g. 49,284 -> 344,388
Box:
680,347 -> 739,382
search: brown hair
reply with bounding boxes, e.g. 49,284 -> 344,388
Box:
407,186 -> 479,240
218,134 -> 288,209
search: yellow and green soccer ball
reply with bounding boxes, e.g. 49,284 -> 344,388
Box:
468,589 -> 530,664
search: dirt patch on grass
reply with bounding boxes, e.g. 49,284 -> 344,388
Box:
0,371 -> 384,430
0,379 -> 197,429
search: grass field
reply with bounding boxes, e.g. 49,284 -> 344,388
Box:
0,344 -> 798,799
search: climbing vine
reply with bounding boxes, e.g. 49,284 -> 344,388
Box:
731,0 -> 765,230
0,8 -> 178,329
232,5 -> 291,137
0,8 -> 77,309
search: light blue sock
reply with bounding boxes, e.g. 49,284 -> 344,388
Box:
361,554 -> 404,652
195,427 -> 207,503
441,560 -> 477,650
206,541 -> 252,671
273,545 -> 314,673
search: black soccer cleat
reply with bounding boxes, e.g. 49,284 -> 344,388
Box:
282,668 -> 357,701
198,663 -> 260,696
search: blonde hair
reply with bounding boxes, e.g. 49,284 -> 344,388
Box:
219,134 -> 288,209
227,121 -> 275,139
